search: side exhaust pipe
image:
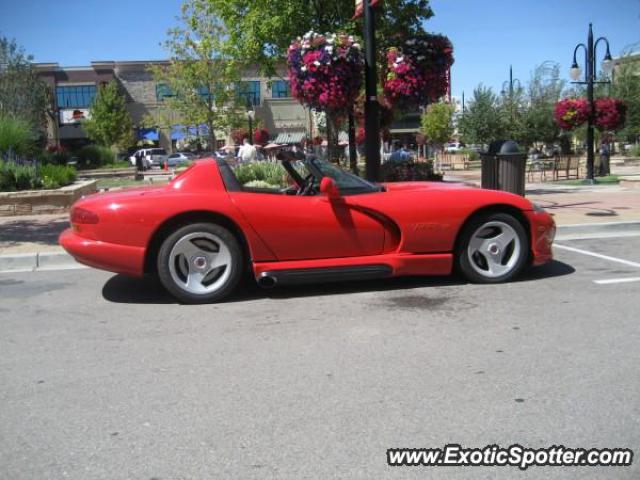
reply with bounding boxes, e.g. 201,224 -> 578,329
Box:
257,274 -> 277,289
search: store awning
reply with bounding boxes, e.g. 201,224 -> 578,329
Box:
138,128 -> 159,141
274,131 -> 306,144
171,124 -> 210,141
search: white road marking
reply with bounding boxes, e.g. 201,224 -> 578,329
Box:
554,244 -> 640,269
594,277 -> 640,285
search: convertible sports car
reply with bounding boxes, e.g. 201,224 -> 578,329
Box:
60,156 -> 555,303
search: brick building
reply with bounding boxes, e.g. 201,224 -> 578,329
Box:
35,60 -> 312,151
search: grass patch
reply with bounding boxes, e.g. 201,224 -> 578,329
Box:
559,175 -> 619,185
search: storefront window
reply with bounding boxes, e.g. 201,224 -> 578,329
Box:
236,81 -> 261,106
272,80 -> 291,98
56,85 -> 97,108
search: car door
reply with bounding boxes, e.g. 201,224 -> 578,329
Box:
230,192 -> 385,261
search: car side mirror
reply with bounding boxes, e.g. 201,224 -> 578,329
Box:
320,177 -> 341,200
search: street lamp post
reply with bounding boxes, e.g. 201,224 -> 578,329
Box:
363,0 -> 381,181
501,65 -> 521,122
246,99 -> 255,145
569,23 -> 614,183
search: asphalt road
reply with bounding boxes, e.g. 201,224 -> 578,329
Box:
1,236 -> 639,480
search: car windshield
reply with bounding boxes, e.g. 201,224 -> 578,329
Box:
307,158 -> 381,194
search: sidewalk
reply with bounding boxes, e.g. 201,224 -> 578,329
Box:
1,174 -> 639,261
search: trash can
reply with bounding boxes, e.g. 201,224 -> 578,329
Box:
480,141 -> 504,190
480,140 -> 527,196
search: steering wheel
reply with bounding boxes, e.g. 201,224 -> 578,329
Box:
297,174 -> 316,196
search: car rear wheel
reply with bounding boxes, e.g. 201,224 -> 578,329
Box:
457,213 -> 528,283
157,223 -> 243,303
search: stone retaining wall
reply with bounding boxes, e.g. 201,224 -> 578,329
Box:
0,180 -> 97,216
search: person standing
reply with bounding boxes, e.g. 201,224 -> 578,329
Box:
237,138 -> 257,163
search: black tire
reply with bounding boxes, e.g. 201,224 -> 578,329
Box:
456,212 -> 529,284
157,223 -> 243,303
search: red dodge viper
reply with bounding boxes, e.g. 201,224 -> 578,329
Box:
60,156 -> 555,303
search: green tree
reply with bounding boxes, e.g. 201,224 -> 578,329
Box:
0,37 -> 51,135
498,84 -> 526,143
458,86 -> 505,145
519,62 -> 565,147
82,81 -> 134,151
151,0 -> 241,149
204,0 -> 433,78
612,54 -> 640,144
421,102 -> 454,152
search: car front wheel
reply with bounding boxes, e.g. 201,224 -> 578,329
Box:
157,223 -> 243,303
457,213 -> 528,283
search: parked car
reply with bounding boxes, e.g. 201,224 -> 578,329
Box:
60,155 -> 555,304
128,148 -> 168,169
444,142 -> 464,153
167,152 -> 195,167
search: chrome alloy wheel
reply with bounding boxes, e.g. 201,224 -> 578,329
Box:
466,220 -> 522,279
168,232 -> 232,295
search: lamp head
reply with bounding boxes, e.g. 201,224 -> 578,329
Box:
570,63 -> 582,81
601,52 -> 614,75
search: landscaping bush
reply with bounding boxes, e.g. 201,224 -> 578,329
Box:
381,161 -> 443,182
0,160 -> 76,191
630,144 -> 640,158
39,146 -> 71,165
243,179 -> 278,189
459,148 -> 479,161
39,163 -> 77,189
0,116 -> 35,156
0,160 -> 42,191
76,145 -> 116,169
234,161 -> 285,187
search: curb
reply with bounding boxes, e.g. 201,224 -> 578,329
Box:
556,220 -> 640,240
0,251 -> 84,273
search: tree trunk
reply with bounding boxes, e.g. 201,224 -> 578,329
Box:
326,113 -> 339,163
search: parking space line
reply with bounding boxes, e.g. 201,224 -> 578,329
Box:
554,244 -> 640,269
594,277 -> 640,285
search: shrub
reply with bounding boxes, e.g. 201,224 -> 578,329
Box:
243,179 -> 277,189
459,148 -> 479,161
0,160 -> 42,191
629,144 -> 640,158
0,116 -> 36,156
76,145 -> 115,169
234,161 -> 285,187
39,164 -> 76,189
0,161 -> 76,191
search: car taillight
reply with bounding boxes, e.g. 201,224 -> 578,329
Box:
71,207 -> 99,224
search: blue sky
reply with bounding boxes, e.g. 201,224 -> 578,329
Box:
1,0 -> 639,99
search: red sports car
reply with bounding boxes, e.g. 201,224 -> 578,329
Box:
60,157 -> 555,303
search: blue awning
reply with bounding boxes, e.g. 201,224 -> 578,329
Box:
172,124 -> 209,140
171,125 -> 186,141
138,128 -> 159,141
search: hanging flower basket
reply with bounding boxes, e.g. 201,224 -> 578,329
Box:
594,97 -> 626,131
554,98 -> 591,130
383,32 -> 454,108
287,31 -> 363,116
253,128 -> 270,145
